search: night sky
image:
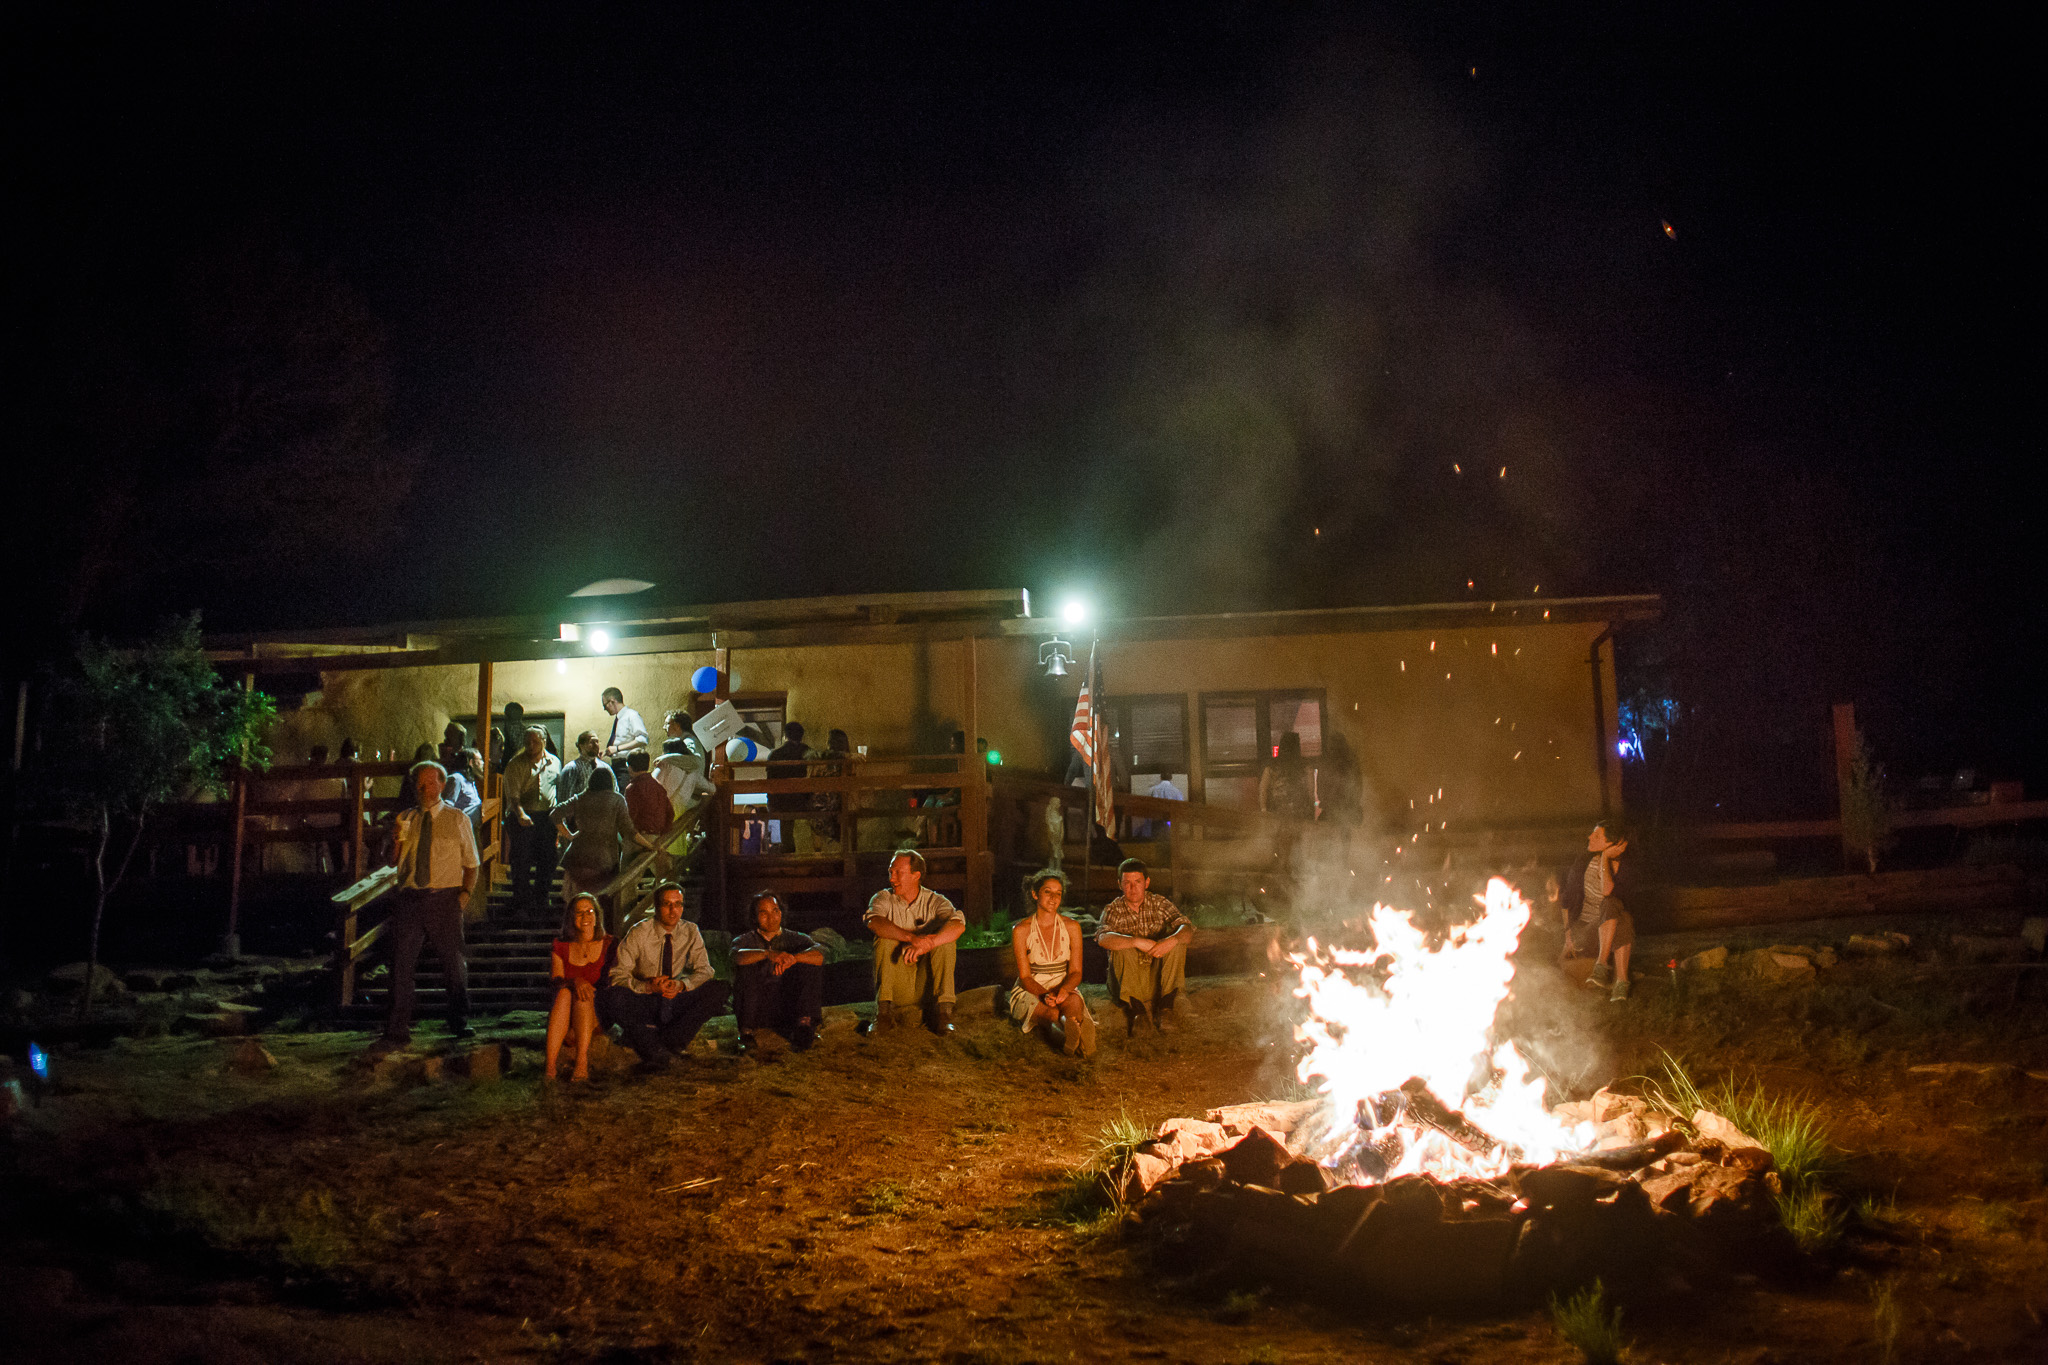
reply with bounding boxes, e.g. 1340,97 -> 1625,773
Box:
15,3 -> 2038,812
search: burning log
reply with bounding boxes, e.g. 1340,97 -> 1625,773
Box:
1393,1077 -> 1509,1162
1563,1129 -> 1685,1173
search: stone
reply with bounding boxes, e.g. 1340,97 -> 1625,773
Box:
1,1077 -> 24,1126
223,1039 -> 278,1075
810,926 -> 851,960
2021,917 -> 2047,955
1692,1110 -> 1774,1171
6,989 -> 33,1014
1951,935 -> 2029,964
952,984 -> 1001,1017
1682,946 -> 1729,970
1117,1149 -> 1177,1203
1153,1117 -> 1230,1164
1550,1099 -> 1596,1126
401,1054 -> 447,1084
1274,1159 -> 1339,1196
581,1033 -> 637,1075
1207,1099 -> 1321,1142
1743,948 -> 1816,982
451,1042 -> 510,1080
46,962 -> 125,996
1217,1125 -> 1295,1188
181,1011 -> 249,1037
1844,931 -> 1910,955
1590,1087 -> 1651,1123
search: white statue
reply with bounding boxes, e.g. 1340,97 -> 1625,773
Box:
1044,795 -> 1065,870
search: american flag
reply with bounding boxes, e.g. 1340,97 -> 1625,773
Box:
1068,644 -> 1115,835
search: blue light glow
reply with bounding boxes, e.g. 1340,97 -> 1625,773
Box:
28,1043 -> 49,1081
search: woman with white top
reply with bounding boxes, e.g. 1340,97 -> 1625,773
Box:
1008,869 -> 1096,1057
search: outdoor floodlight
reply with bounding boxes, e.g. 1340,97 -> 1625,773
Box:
589,629 -> 612,653
1060,598 -> 1089,628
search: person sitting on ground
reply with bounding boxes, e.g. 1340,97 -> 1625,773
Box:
1558,819 -> 1638,1003
444,746 -> 485,829
545,893 -> 613,1081
1096,858 -> 1193,1035
558,730 -> 606,804
602,882 -> 728,1071
1009,869 -> 1096,1057
554,767 -> 654,929
859,849 -> 966,1036
370,761 -> 480,1052
731,891 -> 826,1054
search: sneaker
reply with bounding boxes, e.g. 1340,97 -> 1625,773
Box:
791,1021 -> 817,1052
1609,978 -> 1632,1004
735,1031 -> 759,1055
1587,962 -> 1614,988
447,1022 -> 477,1041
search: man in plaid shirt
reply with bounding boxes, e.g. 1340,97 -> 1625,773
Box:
1095,858 -> 1194,1034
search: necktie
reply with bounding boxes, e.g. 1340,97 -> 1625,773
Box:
609,715 -> 620,748
660,932 -> 673,981
412,808 -> 434,887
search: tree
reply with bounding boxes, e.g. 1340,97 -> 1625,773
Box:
46,615 -> 275,1015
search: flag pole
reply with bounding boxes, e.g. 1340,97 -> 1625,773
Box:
1081,636 -> 1095,910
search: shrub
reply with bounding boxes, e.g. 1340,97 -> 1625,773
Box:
1550,1278 -> 1627,1364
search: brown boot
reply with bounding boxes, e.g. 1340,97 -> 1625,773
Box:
1153,992 -> 1180,1033
1074,1009 -> 1098,1058
1123,1001 -> 1142,1038
858,1002 -> 893,1036
933,1004 -> 955,1036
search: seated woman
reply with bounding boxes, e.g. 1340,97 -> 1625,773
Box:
1008,869 -> 1096,1057
553,767 -> 655,932
545,893 -> 613,1081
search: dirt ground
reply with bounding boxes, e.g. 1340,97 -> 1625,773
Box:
5,914 -> 2048,1364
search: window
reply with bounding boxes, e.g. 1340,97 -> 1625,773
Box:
1103,694 -> 1191,798
1199,690 -> 1326,809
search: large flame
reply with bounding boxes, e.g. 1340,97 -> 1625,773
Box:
1292,877 -> 1587,1181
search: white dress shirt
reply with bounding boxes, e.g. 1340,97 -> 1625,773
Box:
607,706 -> 649,757
392,800 -> 481,890
609,917 -> 714,994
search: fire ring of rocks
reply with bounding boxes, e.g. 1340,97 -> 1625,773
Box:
1118,1090 -> 1795,1309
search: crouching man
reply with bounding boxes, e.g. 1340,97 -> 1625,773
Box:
732,891 -> 825,1053
859,849 -> 965,1035
1096,858 -> 1193,1035
601,882 -> 729,1072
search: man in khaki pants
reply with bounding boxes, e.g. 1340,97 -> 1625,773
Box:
860,849 -> 965,1036
1097,858 -> 1193,1035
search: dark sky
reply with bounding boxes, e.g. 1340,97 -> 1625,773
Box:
16,3 -> 2040,809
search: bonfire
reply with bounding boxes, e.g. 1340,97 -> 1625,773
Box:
1119,879 -> 1793,1306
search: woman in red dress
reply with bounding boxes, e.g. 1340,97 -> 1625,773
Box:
545,893 -> 613,1081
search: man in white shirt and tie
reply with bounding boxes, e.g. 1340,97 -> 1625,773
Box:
601,882 -> 729,1071
373,761 -> 481,1050
601,687 -> 648,786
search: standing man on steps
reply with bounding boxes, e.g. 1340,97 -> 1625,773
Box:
601,687 -> 649,787
859,849 -> 965,1035
500,726 -> 561,915
371,761 -> 480,1051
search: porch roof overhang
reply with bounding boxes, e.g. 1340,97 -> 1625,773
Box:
208,590 -> 1661,676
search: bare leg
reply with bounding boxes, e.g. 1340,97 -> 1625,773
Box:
1613,941 -> 1632,985
1058,993 -> 1096,1057
1596,918 -> 1617,967
570,993 -> 597,1080
543,986 -> 572,1079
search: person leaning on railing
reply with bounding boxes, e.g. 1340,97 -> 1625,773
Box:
1096,857 -> 1194,1036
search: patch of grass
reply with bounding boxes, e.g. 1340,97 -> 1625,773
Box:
1710,1080 -> 1843,1191
1961,1198 -> 2020,1234
855,1180 -> 908,1217
1870,1279 -> 1901,1364
1549,1278 -> 1627,1365
956,914 -> 1015,950
1853,1191 -> 1917,1237
1087,1107 -> 1150,1172
1778,1183 -> 1846,1254
1215,1288 -> 1267,1323
1040,1170 -> 1122,1235
140,1178 -> 386,1275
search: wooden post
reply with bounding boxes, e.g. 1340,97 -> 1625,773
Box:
1169,813 -> 1186,902
475,660 -> 495,906
225,764 -> 248,946
711,643 -> 730,933
1832,702 -> 1859,865
962,633 -> 992,922
1589,629 -> 1615,819
348,760 -> 367,882
842,760 -> 862,917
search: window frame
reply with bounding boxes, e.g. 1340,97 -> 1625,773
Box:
1101,692 -> 1191,785
1197,688 -> 1328,807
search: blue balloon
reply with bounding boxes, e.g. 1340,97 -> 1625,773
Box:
690,664 -> 720,694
